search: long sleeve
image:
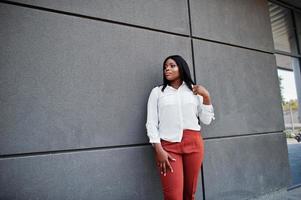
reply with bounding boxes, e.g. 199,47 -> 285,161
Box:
145,87 -> 161,144
197,94 -> 215,125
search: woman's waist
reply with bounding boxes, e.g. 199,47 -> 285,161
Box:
159,127 -> 201,134
159,128 -> 202,138
183,128 -> 200,132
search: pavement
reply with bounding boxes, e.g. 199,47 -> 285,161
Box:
287,186 -> 301,200
286,139 -> 301,199
287,141 -> 301,187
287,138 -> 300,144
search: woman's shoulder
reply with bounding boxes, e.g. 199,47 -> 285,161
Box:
149,84 -> 162,95
151,84 -> 163,91
156,84 -> 164,89
149,84 -> 164,97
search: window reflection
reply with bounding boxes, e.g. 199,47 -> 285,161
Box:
275,54 -> 300,128
268,2 -> 297,53
275,54 -> 295,70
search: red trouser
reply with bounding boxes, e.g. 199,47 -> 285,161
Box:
154,129 -> 204,200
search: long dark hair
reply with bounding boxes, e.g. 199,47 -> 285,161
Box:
160,55 -> 195,92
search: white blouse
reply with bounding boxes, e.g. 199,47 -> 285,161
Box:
145,81 -> 215,144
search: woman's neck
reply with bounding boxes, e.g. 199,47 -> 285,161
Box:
169,79 -> 183,89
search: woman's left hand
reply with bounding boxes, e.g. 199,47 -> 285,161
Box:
192,84 -> 212,105
192,84 -> 210,97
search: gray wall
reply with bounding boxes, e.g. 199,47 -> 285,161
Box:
0,0 -> 291,199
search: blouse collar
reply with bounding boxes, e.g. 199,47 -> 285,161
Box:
167,81 -> 186,91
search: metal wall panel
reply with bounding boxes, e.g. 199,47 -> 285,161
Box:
193,39 -> 284,138
0,3 -> 192,155
9,0 -> 190,35
0,146 -> 163,200
190,0 -> 274,52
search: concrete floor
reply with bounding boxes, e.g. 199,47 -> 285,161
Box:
286,139 -> 301,200
287,186 -> 301,200
287,140 -> 301,187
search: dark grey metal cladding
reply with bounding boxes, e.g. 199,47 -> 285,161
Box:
190,0 -> 274,52
7,0 -> 190,35
193,39 -> 284,138
295,11 -> 301,54
195,170 -> 205,200
282,0 -> 301,9
293,12 -> 301,123
203,132 -> 290,200
0,146 -> 163,200
0,3 -> 193,155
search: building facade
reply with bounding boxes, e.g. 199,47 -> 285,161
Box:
0,0 -> 300,199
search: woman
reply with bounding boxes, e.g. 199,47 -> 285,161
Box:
145,55 -> 215,200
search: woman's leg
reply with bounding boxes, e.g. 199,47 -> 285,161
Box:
155,150 -> 184,200
182,134 -> 204,200
155,139 -> 184,200
182,151 -> 203,200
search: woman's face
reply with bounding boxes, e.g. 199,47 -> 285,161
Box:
164,58 -> 181,82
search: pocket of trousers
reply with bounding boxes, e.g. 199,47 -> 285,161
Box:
193,135 -> 203,151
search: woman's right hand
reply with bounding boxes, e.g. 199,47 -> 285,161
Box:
154,144 -> 176,176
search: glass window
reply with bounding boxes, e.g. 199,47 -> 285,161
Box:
270,2 -> 301,188
275,54 -> 295,70
277,68 -> 298,103
268,2 -> 297,53
275,54 -> 300,140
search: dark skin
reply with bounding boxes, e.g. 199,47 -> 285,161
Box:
154,58 -> 212,176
